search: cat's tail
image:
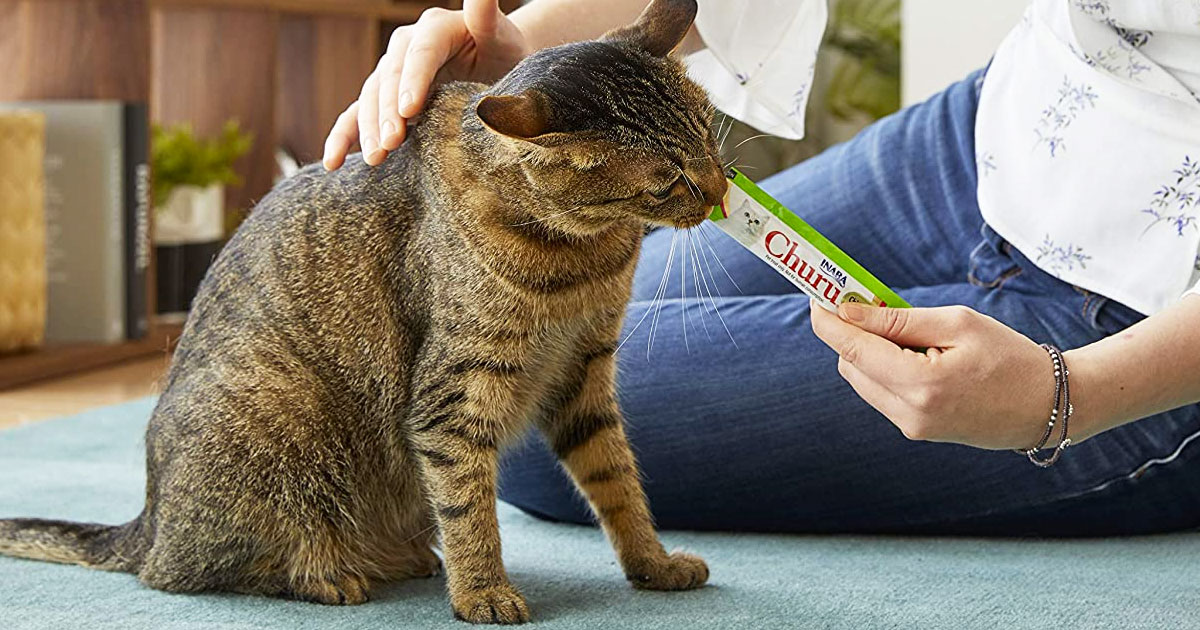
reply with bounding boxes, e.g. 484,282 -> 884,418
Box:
0,515 -> 144,573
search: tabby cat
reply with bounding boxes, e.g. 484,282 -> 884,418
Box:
0,0 -> 726,623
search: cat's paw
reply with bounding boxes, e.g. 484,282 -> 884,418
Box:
626,551 -> 709,591
406,545 -> 443,579
451,583 -> 531,624
414,553 -> 443,578
291,573 -> 370,605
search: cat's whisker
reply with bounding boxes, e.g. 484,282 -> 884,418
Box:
680,230 -> 689,354
678,168 -> 701,202
697,222 -> 743,294
645,230 -> 678,360
722,116 -> 735,148
732,133 -> 772,151
687,230 -> 713,341
715,114 -> 732,154
397,523 -> 439,547
648,230 -> 679,358
620,230 -> 676,357
694,227 -> 739,348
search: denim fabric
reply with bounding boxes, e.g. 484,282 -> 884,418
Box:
497,69 -> 1200,535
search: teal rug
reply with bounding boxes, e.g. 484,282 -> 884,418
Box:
1,399 -> 1196,629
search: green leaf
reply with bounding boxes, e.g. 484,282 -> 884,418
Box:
824,0 -> 901,122
151,121 -> 254,208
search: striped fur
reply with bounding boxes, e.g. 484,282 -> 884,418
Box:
0,0 -> 719,624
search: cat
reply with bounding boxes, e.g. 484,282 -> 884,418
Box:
730,199 -> 768,247
0,0 -> 726,624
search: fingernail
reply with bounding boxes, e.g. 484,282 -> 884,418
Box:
382,120 -> 396,138
839,302 -> 866,322
399,91 -> 413,115
363,137 -> 378,155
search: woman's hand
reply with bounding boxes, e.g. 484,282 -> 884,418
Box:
322,0 -> 531,170
810,302 -> 1055,450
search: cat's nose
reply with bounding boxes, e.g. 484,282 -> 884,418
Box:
688,158 -> 728,207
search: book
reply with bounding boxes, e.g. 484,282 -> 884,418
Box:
0,101 -> 146,343
709,168 -> 909,312
124,104 -> 150,340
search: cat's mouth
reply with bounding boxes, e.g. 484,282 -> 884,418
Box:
672,209 -> 713,229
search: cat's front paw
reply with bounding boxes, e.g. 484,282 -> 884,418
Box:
451,583 -> 531,624
625,551 -> 709,591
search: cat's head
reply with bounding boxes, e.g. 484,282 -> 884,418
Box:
472,0 -> 726,234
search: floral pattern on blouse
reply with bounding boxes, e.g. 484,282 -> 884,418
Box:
976,151 -> 997,178
1142,155 -> 1200,237
788,62 -> 817,120
1069,38 -> 1152,80
1072,0 -> 1154,48
1034,76 -> 1099,158
1036,235 -> 1092,273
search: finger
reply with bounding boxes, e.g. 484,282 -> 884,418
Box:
377,53 -> 404,151
398,9 -> 464,118
322,101 -> 360,171
837,359 -> 918,439
811,302 -> 922,384
378,31 -> 412,151
463,0 -> 503,38
357,71 -> 386,165
838,303 -> 975,348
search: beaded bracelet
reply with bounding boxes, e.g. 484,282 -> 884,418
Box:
1017,343 -> 1072,468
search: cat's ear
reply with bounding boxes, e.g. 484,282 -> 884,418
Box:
602,0 -> 697,57
476,90 -> 552,141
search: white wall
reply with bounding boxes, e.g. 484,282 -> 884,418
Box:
901,0 -> 1029,105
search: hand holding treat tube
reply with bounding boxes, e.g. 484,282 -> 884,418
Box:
810,302 -> 1058,451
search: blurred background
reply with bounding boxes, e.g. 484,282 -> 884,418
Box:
0,0 -> 1022,413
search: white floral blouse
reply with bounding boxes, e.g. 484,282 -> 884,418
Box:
687,0 -> 1200,316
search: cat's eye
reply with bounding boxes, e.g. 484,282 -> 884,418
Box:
649,176 -> 682,201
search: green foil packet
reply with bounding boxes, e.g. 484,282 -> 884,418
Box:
708,168 -> 909,312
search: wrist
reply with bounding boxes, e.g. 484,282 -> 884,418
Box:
1061,346 -> 1112,443
1018,342 -> 1060,450
512,0 -> 653,51
508,6 -> 551,51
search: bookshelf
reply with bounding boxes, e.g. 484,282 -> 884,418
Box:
0,0 -> 520,390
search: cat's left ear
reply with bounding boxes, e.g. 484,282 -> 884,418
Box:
602,0 -> 698,57
476,90 -> 552,141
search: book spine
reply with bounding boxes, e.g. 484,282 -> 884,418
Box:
123,103 -> 150,339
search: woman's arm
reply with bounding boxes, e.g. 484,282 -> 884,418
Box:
1066,294 -> 1200,441
514,0 -> 705,54
808,295 -> 1200,450
511,0 -> 658,50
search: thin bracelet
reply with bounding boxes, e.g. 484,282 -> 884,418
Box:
1017,344 -> 1072,467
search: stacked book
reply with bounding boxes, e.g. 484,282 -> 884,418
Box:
0,101 -> 151,344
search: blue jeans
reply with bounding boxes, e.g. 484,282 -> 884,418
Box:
498,69 -> 1200,536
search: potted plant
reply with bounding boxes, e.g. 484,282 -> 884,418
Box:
151,121 -> 251,320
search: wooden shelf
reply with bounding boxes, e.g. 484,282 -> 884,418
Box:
0,0 -> 521,391
0,324 -> 183,391
150,0 -> 439,21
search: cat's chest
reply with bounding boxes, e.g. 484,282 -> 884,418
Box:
435,218 -> 642,320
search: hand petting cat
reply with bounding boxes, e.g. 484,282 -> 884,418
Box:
323,0 -> 664,171
323,0 -> 531,170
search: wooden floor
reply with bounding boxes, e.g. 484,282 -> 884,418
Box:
0,356 -> 171,429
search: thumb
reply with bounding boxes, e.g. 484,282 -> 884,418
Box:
837,303 -> 964,347
463,0 -> 504,39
